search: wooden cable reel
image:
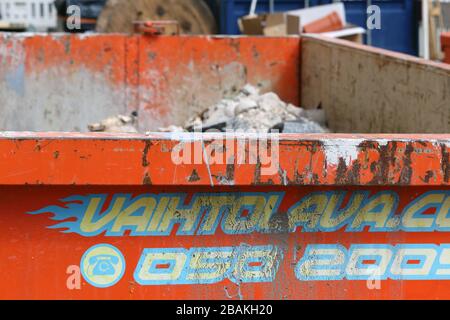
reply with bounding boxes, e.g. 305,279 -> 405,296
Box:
96,0 -> 217,34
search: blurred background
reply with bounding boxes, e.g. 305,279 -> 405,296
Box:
0,0 -> 448,61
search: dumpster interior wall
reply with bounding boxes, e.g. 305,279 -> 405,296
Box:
0,33 -> 449,133
301,35 -> 450,133
0,34 -> 299,132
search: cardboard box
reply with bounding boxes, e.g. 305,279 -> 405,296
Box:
239,3 -> 365,43
239,13 -> 300,36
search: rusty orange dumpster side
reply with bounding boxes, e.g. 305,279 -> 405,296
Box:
0,34 -> 300,131
0,133 -> 449,300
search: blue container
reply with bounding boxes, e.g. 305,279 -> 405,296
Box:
218,0 -> 418,55
338,0 -> 418,55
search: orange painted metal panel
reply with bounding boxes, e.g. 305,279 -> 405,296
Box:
0,134 -> 449,300
0,35 -> 300,130
136,36 -> 300,127
20,34 -> 129,84
0,133 -> 448,186
0,184 -> 449,300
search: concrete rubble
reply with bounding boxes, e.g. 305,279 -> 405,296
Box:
88,112 -> 139,133
88,84 -> 329,133
161,84 -> 329,133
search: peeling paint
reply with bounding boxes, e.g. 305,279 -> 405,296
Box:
322,138 -> 364,167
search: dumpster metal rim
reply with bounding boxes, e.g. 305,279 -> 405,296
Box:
0,132 -> 448,187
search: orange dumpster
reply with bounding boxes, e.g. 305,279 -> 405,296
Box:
0,34 -> 449,300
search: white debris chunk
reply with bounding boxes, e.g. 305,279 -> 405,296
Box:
88,112 -> 139,133
240,83 -> 260,98
179,84 -> 329,133
89,85 -> 329,134
158,125 -> 185,133
235,97 -> 258,115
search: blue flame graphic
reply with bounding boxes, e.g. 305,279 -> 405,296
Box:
28,195 -> 99,235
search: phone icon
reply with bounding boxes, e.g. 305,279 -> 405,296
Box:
88,254 -> 119,276
81,244 -> 125,288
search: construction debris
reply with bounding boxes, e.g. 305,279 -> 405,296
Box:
160,84 -> 329,133
88,112 -> 139,133
88,85 -> 329,134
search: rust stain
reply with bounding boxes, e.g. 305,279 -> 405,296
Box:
142,172 -> 152,185
441,143 -> 450,183
0,134 -> 449,186
188,169 -> 201,183
422,170 -> 434,183
367,141 -> 398,185
34,142 -> 42,152
399,143 -> 414,185
226,164 -> 235,182
265,211 -> 290,234
142,140 -> 151,167
335,158 -> 348,185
